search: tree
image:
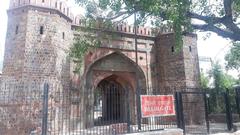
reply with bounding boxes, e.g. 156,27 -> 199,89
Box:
75,0 -> 240,41
69,32 -> 101,73
225,42 -> 240,78
210,62 -> 226,91
209,62 -> 237,90
208,62 -> 238,113
200,72 -> 210,89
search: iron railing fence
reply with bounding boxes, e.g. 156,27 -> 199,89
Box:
235,86 -> 240,120
0,81 -> 178,135
176,90 -> 238,135
175,92 -> 209,135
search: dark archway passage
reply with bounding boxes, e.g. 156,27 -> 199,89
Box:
84,52 -> 147,127
94,75 -> 126,125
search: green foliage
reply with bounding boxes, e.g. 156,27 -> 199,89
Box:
200,72 -> 209,89
233,0 -> 240,18
209,62 -> 236,94
207,62 -> 238,113
210,62 -> 226,91
69,18 -> 118,73
69,19 -> 101,73
225,42 -> 240,76
75,0 -> 193,46
75,0 -> 240,41
69,36 -> 100,73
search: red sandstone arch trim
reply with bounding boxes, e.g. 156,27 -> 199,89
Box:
84,51 -> 146,89
92,71 -> 136,90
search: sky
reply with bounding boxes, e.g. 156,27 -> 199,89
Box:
0,0 -> 236,77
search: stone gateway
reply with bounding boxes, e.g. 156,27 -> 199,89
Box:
0,0 -> 201,134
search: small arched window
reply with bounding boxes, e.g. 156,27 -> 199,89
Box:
62,32 -> 65,39
189,46 -> 192,52
40,26 -> 44,35
15,25 -> 19,34
171,46 -> 175,53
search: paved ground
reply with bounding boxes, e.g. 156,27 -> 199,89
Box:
211,130 -> 240,135
186,123 -> 229,134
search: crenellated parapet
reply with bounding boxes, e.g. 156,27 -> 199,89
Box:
9,0 -> 74,20
9,0 -> 173,36
72,17 -> 174,36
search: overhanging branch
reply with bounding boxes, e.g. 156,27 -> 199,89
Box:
192,24 -> 240,41
188,12 -> 222,23
223,0 -> 233,17
188,10 -> 240,41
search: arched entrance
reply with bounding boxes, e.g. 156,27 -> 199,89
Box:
94,75 -> 127,125
82,51 -> 147,128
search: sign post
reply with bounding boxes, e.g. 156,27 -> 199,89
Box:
141,95 -> 175,117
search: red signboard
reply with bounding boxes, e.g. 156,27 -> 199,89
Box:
141,95 -> 175,117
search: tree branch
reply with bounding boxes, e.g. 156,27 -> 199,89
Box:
192,24 -> 240,41
105,10 -> 130,20
223,0 -> 233,17
188,10 -> 240,41
188,12 -> 222,24
80,0 -> 240,41
112,12 -> 135,25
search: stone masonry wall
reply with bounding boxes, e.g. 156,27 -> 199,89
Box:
2,9 -> 28,79
154,33 -> 186,93
3,6 -> 73,83
182,35 -> 200,88
23,8 -> 73,84
153,33 -> 200,93
1,5 -> 73,135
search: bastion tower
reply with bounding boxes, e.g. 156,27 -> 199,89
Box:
2,0 -> 73,88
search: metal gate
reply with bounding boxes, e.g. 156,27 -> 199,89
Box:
207,91 -> 233,133
0,81 -> 177,135
235,86 -> 240,122
43,83 -> 177,134
175,91 -> 209,135
175,90 -> 234,135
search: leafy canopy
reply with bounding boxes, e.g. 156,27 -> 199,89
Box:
200,72 -> 209,89
207,62 -> 238,113
75,0 -> 240,41
209,62 -> 237,90
225,42 -> 240,76
71,0 -> 240,72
